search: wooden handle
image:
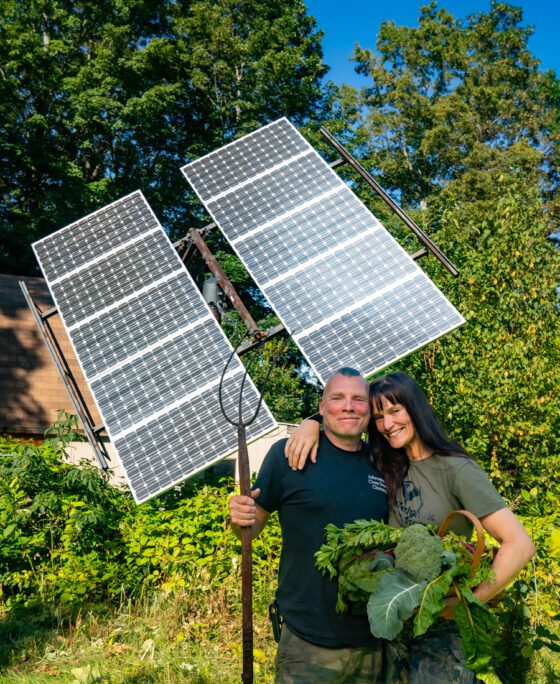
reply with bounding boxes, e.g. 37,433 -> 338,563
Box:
437,509 -> 485,578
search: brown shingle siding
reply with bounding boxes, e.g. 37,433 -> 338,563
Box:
0,274 -> 101,435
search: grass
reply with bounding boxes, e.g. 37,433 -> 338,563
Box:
1,590 -> 559,683
0,587 -> 277,683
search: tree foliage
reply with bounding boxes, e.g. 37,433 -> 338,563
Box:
351,2 -> 560,215
332,2 -> 560,502
1,0 -> 559,486
0,0 -> 326,275
389,175 -> 560,501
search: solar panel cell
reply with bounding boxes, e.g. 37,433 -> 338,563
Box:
187,119 -> 309,201
240,189 -> 376,283
113,369 -> 266,502
72,273 -> 212,380
50,232 -> 180,328
296,275 -> 462,382
206,154 -> 339,242
34,193 -> 157,282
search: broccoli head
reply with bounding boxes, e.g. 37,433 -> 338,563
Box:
394,524 -> 444,583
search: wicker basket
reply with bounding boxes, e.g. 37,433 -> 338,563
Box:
436,509 -> 485,618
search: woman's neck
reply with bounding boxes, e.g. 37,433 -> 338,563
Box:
405,440 -> 432,462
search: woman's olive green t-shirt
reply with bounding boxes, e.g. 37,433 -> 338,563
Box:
388,453 -> 506,537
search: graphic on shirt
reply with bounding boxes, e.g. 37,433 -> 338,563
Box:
368,474 -> 387,494
394,479 -> 436,527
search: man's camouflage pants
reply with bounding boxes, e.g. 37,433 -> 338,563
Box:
274,624 -> 384,683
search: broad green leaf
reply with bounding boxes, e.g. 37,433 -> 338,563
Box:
366,569 -> 426,640
3,523 -> 16,538
413,568 -> 456,636
345,553 -> 395,593
536,624 -> 560,641
454,595 -> 503,680
475,672 -> 503,684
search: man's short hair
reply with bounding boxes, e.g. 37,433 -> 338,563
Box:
332,367 -> 362,378
323,367 -> 369,399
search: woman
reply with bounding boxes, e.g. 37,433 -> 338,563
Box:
285,371 -> 535,683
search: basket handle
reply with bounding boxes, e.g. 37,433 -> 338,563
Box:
437,509 -> 485,578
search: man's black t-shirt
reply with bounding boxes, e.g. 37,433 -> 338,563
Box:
254,432 -> 388,649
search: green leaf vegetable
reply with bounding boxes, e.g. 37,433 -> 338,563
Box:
316,519 -> 504,682
367,568 -> 426,640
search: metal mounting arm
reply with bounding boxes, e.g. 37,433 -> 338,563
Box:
320,126 -> 459,277
19,281 -> 111,470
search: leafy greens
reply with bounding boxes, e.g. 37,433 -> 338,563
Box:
315,519 -> 504,682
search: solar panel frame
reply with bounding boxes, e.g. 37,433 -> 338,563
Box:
33,191 -> 277,504
181,118 -> 465,385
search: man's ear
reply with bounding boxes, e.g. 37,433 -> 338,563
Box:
319,399 -> 324,416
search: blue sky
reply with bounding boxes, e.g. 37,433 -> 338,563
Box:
304,0 -> 559,88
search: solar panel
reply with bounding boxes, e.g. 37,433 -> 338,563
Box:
33,191 -> 276,503
182,118 -> 465,385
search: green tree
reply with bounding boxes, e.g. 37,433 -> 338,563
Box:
351,2 -> 560,215
338,3 -> 560,500
0,0 -> 326,276
381,175 -> 560,503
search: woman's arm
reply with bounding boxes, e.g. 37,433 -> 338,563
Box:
474,507 -> 536,603
284,419 -> 321,470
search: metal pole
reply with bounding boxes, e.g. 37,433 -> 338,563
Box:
19,281 -> 111,469
189,228 -> 260,335
319,126 -> 459,277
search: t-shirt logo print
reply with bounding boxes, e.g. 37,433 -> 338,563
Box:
395,480 -> 435,527
368,474 -> 387,493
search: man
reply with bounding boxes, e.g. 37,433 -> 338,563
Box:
228,367 -> 388,683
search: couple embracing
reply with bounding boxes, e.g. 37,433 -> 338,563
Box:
229,368 -> 535,683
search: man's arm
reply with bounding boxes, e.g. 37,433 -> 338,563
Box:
228,488 -> 271,541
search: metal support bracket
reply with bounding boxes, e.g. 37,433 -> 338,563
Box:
175,228 -> 288,351
188,228 -> 261,335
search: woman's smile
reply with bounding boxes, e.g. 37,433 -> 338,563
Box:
372,397 -> 426,459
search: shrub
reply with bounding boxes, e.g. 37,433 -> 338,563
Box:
0,427 -> 280,612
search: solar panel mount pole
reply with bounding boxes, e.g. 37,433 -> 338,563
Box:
179,227 -> 287,351
319,125 -> 460,277
19,280 -> 111,470
188,227 -> 261,336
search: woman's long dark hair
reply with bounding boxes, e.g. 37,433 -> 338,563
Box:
368,372 -> 470,507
